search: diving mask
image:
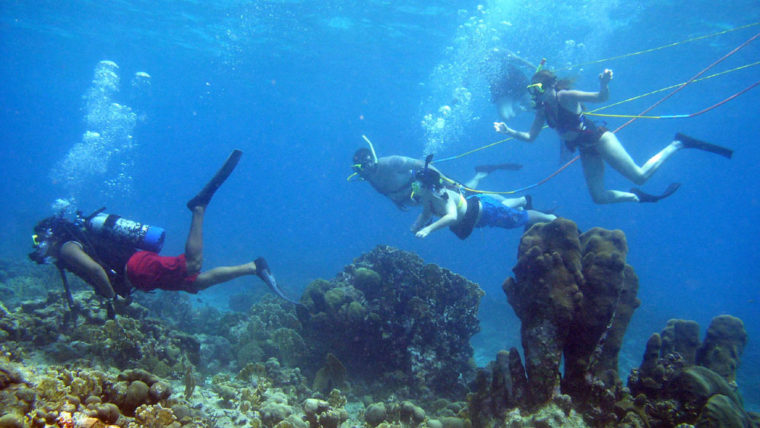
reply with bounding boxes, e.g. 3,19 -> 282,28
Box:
29,237 -> 52,264
526,82 -> 544,97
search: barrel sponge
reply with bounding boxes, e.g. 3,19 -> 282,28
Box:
696,315 -> 747,382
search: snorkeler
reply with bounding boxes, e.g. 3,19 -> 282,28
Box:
494,68 -> 734,204
351,147 -> 528,211
410,163 -> 556,240
30,150 -> 297,317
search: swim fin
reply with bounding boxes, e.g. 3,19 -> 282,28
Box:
630,182 -> 682,203
524,194 -> 533,210
254,257 -> 300,305
675,133 -> 733,159
475,163 -> 523,173
187,149 -> 243,210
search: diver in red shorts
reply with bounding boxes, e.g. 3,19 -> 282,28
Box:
30,150 -> 297,317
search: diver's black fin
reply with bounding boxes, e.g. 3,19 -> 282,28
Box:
254,257 -> 300,305
187,149 -> 243,210
631,183 -> 682,203
675,133 -> 733,159
524,194 -> 533,210
474,163 -> 523,173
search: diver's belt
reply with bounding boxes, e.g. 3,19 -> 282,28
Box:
449,196 -> 480,240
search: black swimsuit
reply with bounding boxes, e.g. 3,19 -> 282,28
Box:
544,96 -> 606,153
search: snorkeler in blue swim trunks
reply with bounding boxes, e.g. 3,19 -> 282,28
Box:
409,167 -> 555,240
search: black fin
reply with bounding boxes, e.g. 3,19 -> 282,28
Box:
187,149 -> 243,210
254,257 -> 300,305
631,183 -> 681,203
675,133 -> 733,159
524,194 -> 533,210
474,163 -> 523,173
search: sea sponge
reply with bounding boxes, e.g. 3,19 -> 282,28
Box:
695,315 -> 747,383
96,403 -> 121,424
696,394 -> 747,427
353,268 -> 381,289
122,380 -> 150,415
312,353 -> 346,393
259,400 -> 294,426
400,400 -> 426,425
149,381 -> 171,402
365,402 -> 387,427
133,403 -> 179,427
0,414 -> 25,428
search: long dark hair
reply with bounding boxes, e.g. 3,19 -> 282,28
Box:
531,69 -> 574,91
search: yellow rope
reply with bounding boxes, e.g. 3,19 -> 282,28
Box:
584,61 -> 760,118
560,22 -> 760,71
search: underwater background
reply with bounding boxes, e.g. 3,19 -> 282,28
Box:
1,0 -> 759,416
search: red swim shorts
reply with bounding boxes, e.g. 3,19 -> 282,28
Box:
126,251 -> 199,293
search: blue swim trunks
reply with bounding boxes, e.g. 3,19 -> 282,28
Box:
475,195 -> 529,229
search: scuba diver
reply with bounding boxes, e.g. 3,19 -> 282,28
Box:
494,67 -> 734,204
350,137 -> 527,210
410,158 -> 556,240
30,150 -> 298,318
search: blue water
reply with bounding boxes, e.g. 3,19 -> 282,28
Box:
2,0 -> 759,410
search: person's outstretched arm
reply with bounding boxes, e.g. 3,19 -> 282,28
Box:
560,69 -> 612,104
411,204 -> 433,233
494,111 -> 546,142
58,241 -> 115,298
415,195 -> 458,238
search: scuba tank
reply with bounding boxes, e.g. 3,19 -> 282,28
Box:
85,212 -> 165,253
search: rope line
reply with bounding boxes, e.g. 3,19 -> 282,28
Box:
560,22 -> 760,71
586,61 -> 760,116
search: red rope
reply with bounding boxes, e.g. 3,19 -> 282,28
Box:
689,79 -> 760,117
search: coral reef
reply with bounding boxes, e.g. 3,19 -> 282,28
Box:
0,355 -> 209,427
469,219 -> 758,427
501,220 -> 638,408
626,315 -> 754,427
297,245 -> 484,399
0,288 -> 200,378
1,227 -> 757,428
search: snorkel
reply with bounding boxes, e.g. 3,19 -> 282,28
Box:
410,154 -> 437,201
362,134 -> 378,164
528,58 -> 550,109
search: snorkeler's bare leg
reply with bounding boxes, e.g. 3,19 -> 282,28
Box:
464,171 -> 489,188
581,150 -> 638,204
185,206 -> 205,275
493,194 -> 528,209
191,262 -> 257,291
598,132 -> 681,185
526,210 -> 556,226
